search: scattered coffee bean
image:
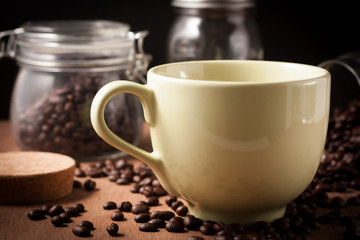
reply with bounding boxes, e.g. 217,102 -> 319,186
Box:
166,220 -> 185,233
176,205 -> 188,216
153,186 -> 167,196
170,216 -> 184,224
131,203 -> 149,214
27,209 -> 45,220
139,222 -> 158,232
59,212 -> 71,223
119,201 -> 132,212
130,183 -> 141,193
41,204 -> 52,215
84,179 -> 96,191
200,224 -> 216,235
106,223 -> 119,236
184,215 -> 202,230
48,205 -> 64,217
165,195 -> 178,207
77,220 -> 94,230
144,196 -> 159,206
171,200 -> 184,211
150,211 -> 165,220
134,213 -> 150,223
64,207 -> 80,217
72,203 -> 85,213
72,225 -> 91,237
148,218 -> 166,228
73,180 -> 82,188
111,210 -> 125,221
116,178 -> 129,185
51,215 -> 64,227
103,201 -> 117,210
163,211 -> 176,221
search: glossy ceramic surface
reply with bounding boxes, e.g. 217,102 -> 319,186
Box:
91,60 -> 331,224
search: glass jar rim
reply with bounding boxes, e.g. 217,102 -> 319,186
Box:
171,0 -> 255,9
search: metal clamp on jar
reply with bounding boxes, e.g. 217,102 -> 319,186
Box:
0,20 -> 151,161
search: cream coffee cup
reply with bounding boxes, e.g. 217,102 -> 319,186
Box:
90,60 -> 330,225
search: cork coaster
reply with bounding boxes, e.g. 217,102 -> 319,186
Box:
0,151 -> 76,205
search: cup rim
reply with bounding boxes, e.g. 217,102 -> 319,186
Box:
148,60 -> 330,85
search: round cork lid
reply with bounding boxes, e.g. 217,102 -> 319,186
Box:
0,151 -> 76,204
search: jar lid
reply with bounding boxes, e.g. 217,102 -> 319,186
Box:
1,20 -> 149,68
171,0 -> 255,9
17,20 -> 131,50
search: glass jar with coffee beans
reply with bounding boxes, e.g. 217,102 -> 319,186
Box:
0,20 -> 151,161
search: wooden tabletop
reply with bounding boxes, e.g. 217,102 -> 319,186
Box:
0,120 -> 358,240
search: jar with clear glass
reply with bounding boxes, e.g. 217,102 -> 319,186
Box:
0,20 -> 151,161
167,0 -> 263,62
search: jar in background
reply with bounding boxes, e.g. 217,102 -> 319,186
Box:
0,20 -> 151,161
167,0 -> 263,62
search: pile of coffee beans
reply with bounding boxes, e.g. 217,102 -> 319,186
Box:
27,100 -> 360,239
13,70 -> 142,159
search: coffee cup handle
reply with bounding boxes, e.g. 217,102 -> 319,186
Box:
90,80 -> 161,167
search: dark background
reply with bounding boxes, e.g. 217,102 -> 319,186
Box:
0,0 -> 359,119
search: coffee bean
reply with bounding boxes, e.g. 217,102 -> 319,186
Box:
72,203 -> 85,213
103,201 -> 117,210
106,223 -> 119,236
153,186 -> 167,196
116,178 -> 129,185
330,196 -> 346,208
51,215 -> 64,227
73,180 -> 82,188
166,220 -> 185,233
170,216 -> 184,224
84,179 -> 96,191
111,210 -> 124,221
72,225 -> 91,237
134,213 -> 150,223
115,159 -> 128,169
148,218 -> 166,228
144,196 -> 159,206
163,211 -> 175,220
119,201 -> 132,212
77,220 -> 94,230
59,212 -> 71,223
48,205 -> 64,217
27,209 -> 45,220
184,215 -> 202,230
131,203 -> 149,214
41,204 -> 52,215
150,211 -> 165,220
64,207 -> 79,217
171,201 -> 184,211
130,183 -> 141,193
200,224 -> 216,235
176,205 -> 188,216
165,195 -> 177,207
139,222 -> 158,232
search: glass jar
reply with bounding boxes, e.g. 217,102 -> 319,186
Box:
0,20 -> 151,161
167,0 -> 263,62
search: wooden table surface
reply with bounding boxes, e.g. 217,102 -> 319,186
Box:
0,119 -> 358,240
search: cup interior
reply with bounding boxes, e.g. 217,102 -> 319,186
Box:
151,60 -> 328,83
